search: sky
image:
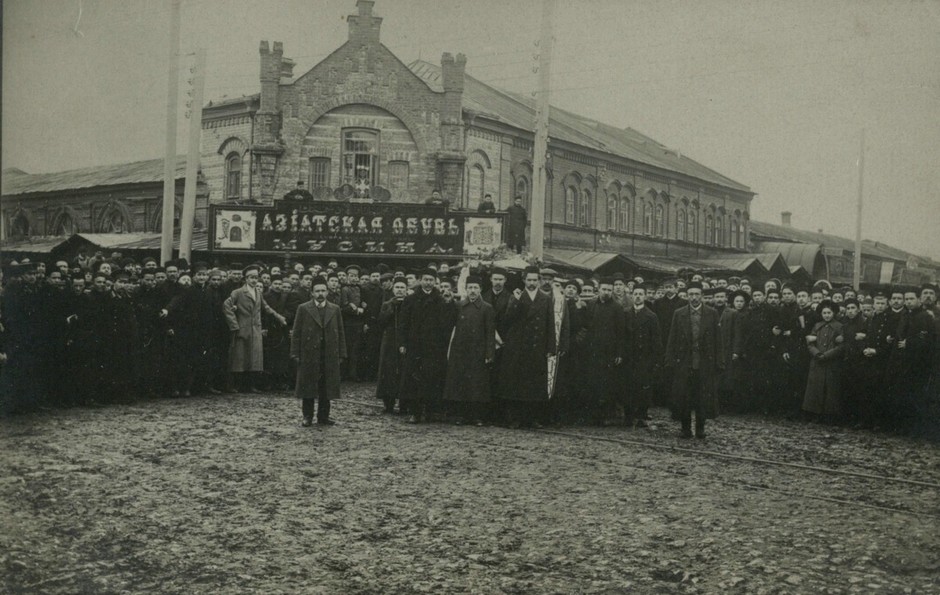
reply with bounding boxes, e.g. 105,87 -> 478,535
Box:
3,0 -> 939,259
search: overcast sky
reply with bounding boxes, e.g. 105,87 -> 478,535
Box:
4,0 -> 939,258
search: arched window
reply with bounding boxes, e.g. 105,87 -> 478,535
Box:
468,164 -> 485,209
655,204 -> 665,237
607,196 -> 618,230
224,152 -> 242,200
705,214 -> 714,246
100,207 -> 131,233
716,215 -> 724,246
579,189 -> 591,227
676,209 -> 686,241
619,198 -> 629,232
11,213 -> 30,237
731,218 -> 739,248
737,220 -> 745,249
687,211 -> 696,243
565,186 -> 577,224
515,176 -> 530,211
643,202 -> 653,235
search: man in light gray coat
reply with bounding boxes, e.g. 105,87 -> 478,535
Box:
223,264 -> 286,392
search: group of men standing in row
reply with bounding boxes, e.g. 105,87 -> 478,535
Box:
2,254 -> 937,439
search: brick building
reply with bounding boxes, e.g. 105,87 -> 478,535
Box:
200,0 -> 755,262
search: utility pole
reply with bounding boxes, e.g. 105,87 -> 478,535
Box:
179,48 -> 206,264
853,128 -> 865,290
160,0 -> 181,265
529,0 -> 555,260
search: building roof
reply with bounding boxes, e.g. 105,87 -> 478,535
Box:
408,60 -> 751,195
749,220 -> 907,262
74,231 -> 209,252
2,156 -> 189,197
752,241 -> 824,273
0,235 -> 71,254
543,248 -> 627,272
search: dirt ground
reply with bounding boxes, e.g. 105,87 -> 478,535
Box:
2,383 -> 939,594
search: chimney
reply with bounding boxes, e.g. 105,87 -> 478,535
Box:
780,211 -> 792,227
348,0 -> 382,45
440,52 -> 466,125
259,40 -> 283,113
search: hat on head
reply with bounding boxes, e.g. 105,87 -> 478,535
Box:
380,272 -> 394,281
5,262 -> 37,278
193,262 -> 209,273
687,280 -> 704,291
563,279 -> 580,291
376,263 -> 390,274
466,275 -> 483,287
599,276 -> 615,286
346,264 -> 361,274
523,265 -> 540,276
540,268 -> 557,278
208,268 -> 223,278
312,275 -> 329,288
242,264 -> 261,277
491,267 -> 508,277
922,283 -> 940,294
611,272 -> 625,282
392,275 -> 407,285
229,262 -> 243,271
843,297 -> 859,308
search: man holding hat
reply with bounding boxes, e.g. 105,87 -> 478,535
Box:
223,264 -> 287,392
291,276 -> 346,427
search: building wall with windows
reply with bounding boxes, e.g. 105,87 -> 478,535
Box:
197,0 -> 754,258
1,158 -> 206,241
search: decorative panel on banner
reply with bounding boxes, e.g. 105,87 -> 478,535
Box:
210,200 -> 504,256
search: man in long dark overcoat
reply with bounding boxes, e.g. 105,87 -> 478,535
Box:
291,276 -> 346,427
398,269 -> 457,423
580,278 -> 624,425
623,283 -> 662,427
498,266 -> 557,427
375,277 -> 408,413
664,281 -> 723,439
506,197 -> 527,254
443,276 -> 496,425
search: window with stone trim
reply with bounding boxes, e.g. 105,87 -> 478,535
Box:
224,152 -> 242,200
579,189 -> 592,227
737,219 -> 745,249
388,160 -> 409,197
655,204 -> 665,237
676,209 -> 686,241
687,212 -> 696,243
705,214 -> 714,246
607,196 -> 618,230
716,215 -> 725,246
643,202 -> 653,235
342,129 -> 379,195
565,186 -> 577,224
308,157 -> 331,190
619,199 -> 630,232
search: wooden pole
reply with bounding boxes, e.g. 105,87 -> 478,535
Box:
529,0 -> 555,259
853,128 -> 865,290
179,48 -> 206,264
160,0 -> 181,265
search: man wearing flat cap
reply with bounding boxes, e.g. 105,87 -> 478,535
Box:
223,264 -> 287,392
664,280 -> 722,438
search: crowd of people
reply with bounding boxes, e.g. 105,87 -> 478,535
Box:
1,252 -> 938,439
